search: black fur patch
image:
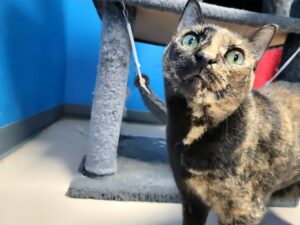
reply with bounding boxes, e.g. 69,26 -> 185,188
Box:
181,99 -> 249,175
192,117 -> 206,126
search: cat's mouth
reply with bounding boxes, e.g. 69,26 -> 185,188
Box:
182,73 -> 201,81
182,73 -> 208,86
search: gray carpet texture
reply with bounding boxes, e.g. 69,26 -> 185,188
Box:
67,135 -> 298,207
84,1 -> 134,176
67,136 -> 180,203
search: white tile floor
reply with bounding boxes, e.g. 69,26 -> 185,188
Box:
0,118 -> 299,225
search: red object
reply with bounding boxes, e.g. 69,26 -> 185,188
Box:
253,48 -> 283,89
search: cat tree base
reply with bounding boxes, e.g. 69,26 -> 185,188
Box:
73,0 -> 300,207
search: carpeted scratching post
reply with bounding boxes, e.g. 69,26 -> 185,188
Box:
84,1 -> 134,176
277,0 -> 300,82
68,0 -> 299,207
263,0 -> 293,17
84,0 -> 300,177
104,0 -> 300,33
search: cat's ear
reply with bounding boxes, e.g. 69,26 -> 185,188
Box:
177,0 -> 204,32
246,24 -> 278,61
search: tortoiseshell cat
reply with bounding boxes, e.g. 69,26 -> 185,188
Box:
163,0 -> 300,224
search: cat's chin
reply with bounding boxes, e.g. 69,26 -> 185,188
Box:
179,75 -> 204,97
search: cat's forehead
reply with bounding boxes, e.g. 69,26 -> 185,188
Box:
176,24 -> 243,47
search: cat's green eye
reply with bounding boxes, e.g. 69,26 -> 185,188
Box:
181,34 -> 199,50
225,50 -> 244,65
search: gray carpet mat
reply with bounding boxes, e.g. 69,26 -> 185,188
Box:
67,135 -> 298,207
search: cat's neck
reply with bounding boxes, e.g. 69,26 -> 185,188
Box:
166,93 -> 252,145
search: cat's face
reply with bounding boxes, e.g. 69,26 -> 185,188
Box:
163,0 -> 276,109
164,24 -> 255,99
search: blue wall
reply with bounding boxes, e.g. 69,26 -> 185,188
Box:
64,0 -> 100,106
0,0 -> 66,127
0,0 -> 165,128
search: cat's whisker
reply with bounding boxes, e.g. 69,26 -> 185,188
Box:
216,89 -> 221,99
225,117 -> 229,142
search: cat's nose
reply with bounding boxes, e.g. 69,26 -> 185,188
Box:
195,51 -> 208,70
195,51 -> 207,62
195,51 -> 216,66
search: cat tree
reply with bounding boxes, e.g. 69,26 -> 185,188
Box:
69,0 -> 300,206
85,0 -> 300,176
